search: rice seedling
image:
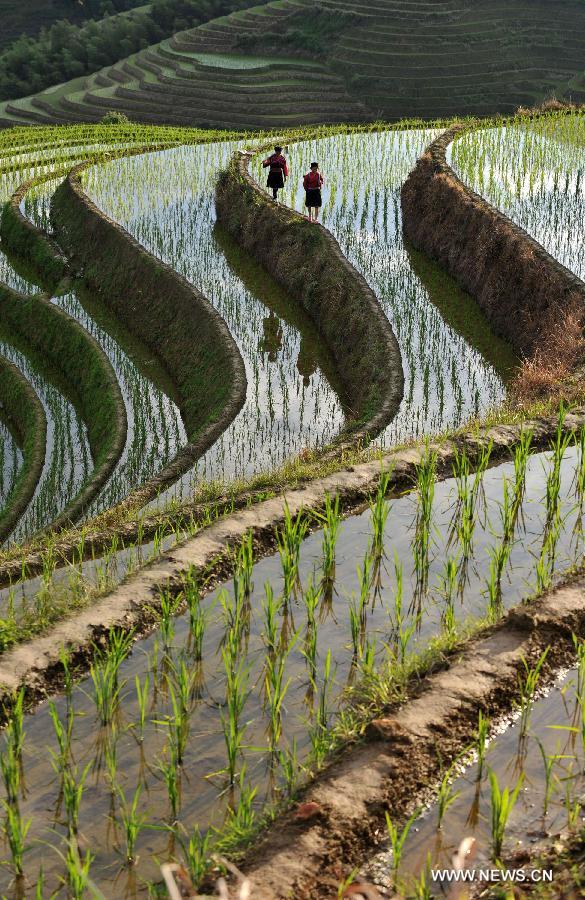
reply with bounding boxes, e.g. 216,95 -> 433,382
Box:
233,532 -> 254,604
277,504 -> 308,603
475,710 -> 490,777
157,752 -> 181,824
436,760 -> 460,827
385,808 -> 419,887
117,784 -> 148,867
183,568 -> 206,660
220,650 -> 251,784
277,737 -> 302,800
391,556 -> 418,665
517,648 -> 550,737
412,445 -> 437,593
303,577 -> 321,685
318,492 -> 341,592
369,468 -> 392,566
2,801 -> 30,878
488,769 -> 524,861
134,673 -> 150,741
221,767 -> 258,845
263,647 -> 292,753
0,741 -> 20,808
158,589 -> 181,648
61,762 -> 91,839
308,649 -> 334,771
178,824 -> 212,889
64,842 -> 95,899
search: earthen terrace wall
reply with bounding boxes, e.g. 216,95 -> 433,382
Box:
401,126 -> 585,358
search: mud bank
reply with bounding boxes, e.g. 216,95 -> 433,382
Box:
0,281 -> 126,530
0,354 -> 46,542
401,127 -> 585,359
231,578 -> 585,899
50,157 -> 247,508
216,149 -> 404,444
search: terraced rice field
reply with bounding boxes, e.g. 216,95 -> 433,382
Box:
0,113 -> 583,896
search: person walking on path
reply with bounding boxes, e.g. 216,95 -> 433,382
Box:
303,162 -> 324,222
263,145 -> 289,201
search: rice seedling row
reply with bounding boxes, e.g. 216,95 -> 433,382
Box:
2,428 -> 585,893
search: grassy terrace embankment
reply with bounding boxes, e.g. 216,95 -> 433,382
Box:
2,0 -> 585,128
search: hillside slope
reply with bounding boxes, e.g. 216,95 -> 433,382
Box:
0,0 -> 145,50
2,0 -> 585,128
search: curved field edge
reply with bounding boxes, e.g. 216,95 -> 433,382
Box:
216,147 -> 404,443
0,407 -> 582,701
401,125 -> 585,382
0,282 -> 127,532
0,354 -> 46,542
50,155 -> 248,516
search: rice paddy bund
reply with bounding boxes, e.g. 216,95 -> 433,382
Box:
0,114 -> 584,897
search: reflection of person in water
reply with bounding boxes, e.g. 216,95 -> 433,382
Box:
260,312 -> 283,362
296,336 -> 317,387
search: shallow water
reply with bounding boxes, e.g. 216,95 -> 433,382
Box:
0,417 -> 23,511
253,130 -> 516,446
3,441 -> 585,894
364,668 -> 585,896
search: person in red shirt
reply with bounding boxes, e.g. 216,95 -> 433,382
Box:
262,145 -> 289,201
303,162 -> 324,222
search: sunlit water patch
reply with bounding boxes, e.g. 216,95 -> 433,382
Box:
82,142 -> 346,498
253,130 -> 512,445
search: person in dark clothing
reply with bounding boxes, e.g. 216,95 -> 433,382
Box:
262,145 -> 289,200
303,161 -> 324,222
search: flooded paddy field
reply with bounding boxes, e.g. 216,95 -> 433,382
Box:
2,429 -> 585,894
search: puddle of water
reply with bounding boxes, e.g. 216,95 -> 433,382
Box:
3,441 -> 585,893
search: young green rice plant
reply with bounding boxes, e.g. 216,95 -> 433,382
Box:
233,531 -> 254,604
488,769 -> 524,861
369,468 -> 392,566
277,737 -> 301,800
412,446 -> 437,593
475,710 -> 490,778
318,492 -> 341,592
2,800 -> 30,878
104,725 -> 119,788
221,650 -> 250,785
183,568 -> 206,660
64,842 -> 95,899
158,588 -> 181,648
162,659 -> 197,767
308,649 -> 334,771
61,762 -> 91,839
517,648 -> 550,737
277,504 -> 308,603
264,646 -> 293,754
48,699 -> 74,770
536,739 -> 570,820
89,652 -> 125,727
117,784 -> 147,866
391,556 -> 418,666
134,673 -> 150,741
574,426 -> 585,523
0,741 -> 20,808
157,750 -> 181,823
438,556 -> 458,642
436,762 -> 461,828
385,808 -> 420,887
574,634 -> 585,700
6,687 -> 25,764
221,766 -> 258,846
303,577 -> 321,685
262,581 -> 281,655
178,824 -> 212,889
